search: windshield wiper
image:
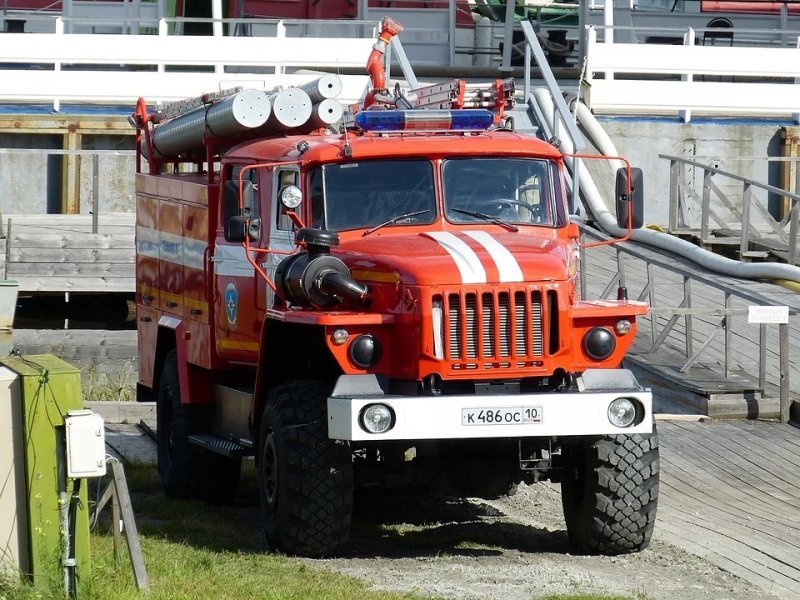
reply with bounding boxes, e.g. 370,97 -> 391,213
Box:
451,208 -> 519,232
363,210 -> 431,236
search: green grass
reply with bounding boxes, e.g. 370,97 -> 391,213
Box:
541,596 -> 650,600
81,359 -> 137,402
0,464 -> 645,600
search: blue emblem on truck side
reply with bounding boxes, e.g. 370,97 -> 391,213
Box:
225,283 -> 238,326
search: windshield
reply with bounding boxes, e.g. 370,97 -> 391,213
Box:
443,158 -> 561,227
310,160 -> 436,231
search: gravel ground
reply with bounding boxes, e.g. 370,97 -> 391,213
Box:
305,483 -> 773,600
96,412 -> 773,600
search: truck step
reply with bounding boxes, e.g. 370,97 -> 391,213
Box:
188,434 -> 253,458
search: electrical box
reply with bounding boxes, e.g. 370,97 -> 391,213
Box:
0,354 -> 90,594
0,366 -> 29,579
65,410 -> 107,478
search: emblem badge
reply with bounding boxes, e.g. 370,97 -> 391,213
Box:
225,283 -> 238,326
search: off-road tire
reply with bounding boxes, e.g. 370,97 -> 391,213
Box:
561,426 -> 660,555
156,349 -> 242,503
156,349 -> 198,498
257,380 -> 353,557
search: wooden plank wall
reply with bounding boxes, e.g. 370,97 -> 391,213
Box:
1,214 -> 135,293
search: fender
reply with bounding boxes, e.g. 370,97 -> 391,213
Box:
252,316 -> 341,426
158,315 -> 213,406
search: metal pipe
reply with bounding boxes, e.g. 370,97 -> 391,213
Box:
538,90 -> 800,283
303,99 -> 343,131
258,88 -> 312,132
298,74 -> 342,103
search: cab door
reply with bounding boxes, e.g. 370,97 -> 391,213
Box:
256,165 -> 302,311
213,164 -> 263,361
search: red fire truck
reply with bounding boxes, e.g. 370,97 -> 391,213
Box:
133,19 -> 659,557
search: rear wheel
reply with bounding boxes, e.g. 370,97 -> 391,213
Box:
257,380 -> 353,556
561,426 -> 660,555
156,349 -> 241,503
156,349 -> 196,498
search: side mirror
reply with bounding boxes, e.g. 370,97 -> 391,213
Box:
223,179 -> 260,242
615,167 -> 644,229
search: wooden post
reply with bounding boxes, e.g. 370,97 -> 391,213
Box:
111,488 -> 122,565
91,461 -> 149,591
780,322 -> 790,423
63,130 -> 81,214
781,127 -> 800,219
92,154 -> 99,234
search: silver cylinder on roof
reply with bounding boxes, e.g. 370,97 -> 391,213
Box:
297,99 -> 343,133
256,88 -> 314,133
298,74 -> 343,103
146,89 -> 271,159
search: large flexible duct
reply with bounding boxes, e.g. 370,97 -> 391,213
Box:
532,88 -> 800,283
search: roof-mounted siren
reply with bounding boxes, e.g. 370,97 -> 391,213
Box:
354,109 -> 494,132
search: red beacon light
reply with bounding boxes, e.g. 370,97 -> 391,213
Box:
354,109 -> 494,132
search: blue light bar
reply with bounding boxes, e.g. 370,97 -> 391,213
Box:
354,109 -> 494,132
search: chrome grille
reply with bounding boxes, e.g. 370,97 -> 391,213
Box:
442,289 -> 547,365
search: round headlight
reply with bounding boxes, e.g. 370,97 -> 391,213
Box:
349,334 -> 381,368
280,184 -> 303,209
615,319 -> 632,335
583,327 -> 616,360
360,403 -> 395,434
608,397 -> 638,428
332,328 -> 349,345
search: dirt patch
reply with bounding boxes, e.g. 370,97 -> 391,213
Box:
305,482 -> 772,600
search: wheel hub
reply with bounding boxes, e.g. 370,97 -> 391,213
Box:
262,432 -> 279,509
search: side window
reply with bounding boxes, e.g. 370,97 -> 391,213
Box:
310,168 -> 325,228
229,165 -> 259,218
276,168 -> 300,231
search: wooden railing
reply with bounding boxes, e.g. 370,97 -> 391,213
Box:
664,154 -> 800,264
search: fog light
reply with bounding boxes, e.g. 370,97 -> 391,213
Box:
615,319 -> 632,335
360,403 -> 395,434
332,328 -> 349,345
349,334 -> 381,368
608,397 -> 638,428
583,327 -> 616,360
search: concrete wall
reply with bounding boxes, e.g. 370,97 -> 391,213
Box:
598,117 -> 787,227
0,134 -> 61,214
0,133 -> 135,215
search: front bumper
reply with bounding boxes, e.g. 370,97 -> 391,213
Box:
327,369 -> 652,442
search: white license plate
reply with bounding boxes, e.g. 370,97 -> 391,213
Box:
461,406 -> 543,426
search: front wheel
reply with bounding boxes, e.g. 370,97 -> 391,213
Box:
561,426 -> 660,555
257,380 -> 353,557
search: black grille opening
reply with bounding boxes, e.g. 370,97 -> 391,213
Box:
547,290 -> 559,355
441,288 -> 552,364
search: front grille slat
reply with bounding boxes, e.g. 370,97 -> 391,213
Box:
440,288 -> 550,367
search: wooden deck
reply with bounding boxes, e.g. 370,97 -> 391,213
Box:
1,213 -> 134,293
657,418 -> 800,600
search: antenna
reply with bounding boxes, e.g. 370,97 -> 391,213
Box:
338,59 -> 353,158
